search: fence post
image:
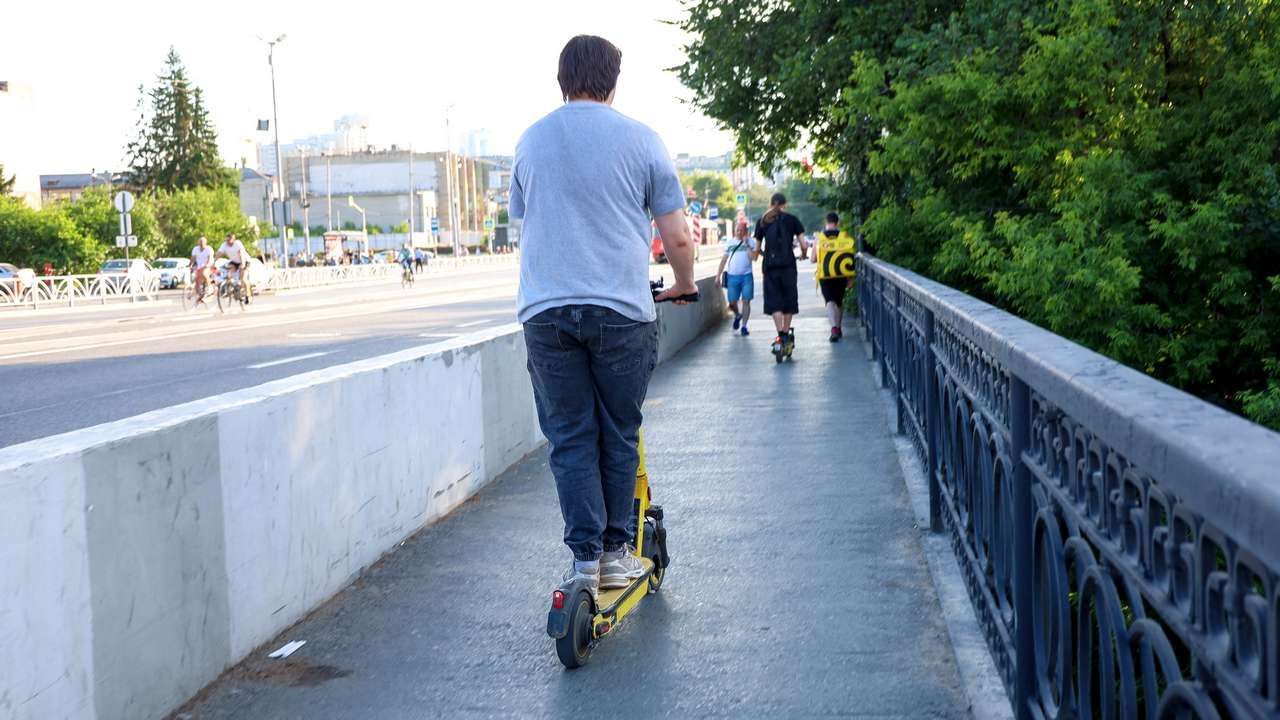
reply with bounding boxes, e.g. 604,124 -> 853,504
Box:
894,285 -> 904,433
924,308 -> 941,532
1010,375 -> 1033,719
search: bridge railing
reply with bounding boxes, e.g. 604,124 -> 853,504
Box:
858,254 -> 1280,720
0,273 -> 161,308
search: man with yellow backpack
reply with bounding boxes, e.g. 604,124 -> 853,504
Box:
814,212 -> 857,342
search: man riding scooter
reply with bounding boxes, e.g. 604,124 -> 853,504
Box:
512,35 -> 696,599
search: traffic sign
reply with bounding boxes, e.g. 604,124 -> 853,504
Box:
113,191 -> 135,214
690,201 -> 703,215
431,216 -> 440,232
708,206 -> 719,220
114,235 -> 137,248
483,217 -> 495,231
735,192 -> 747,206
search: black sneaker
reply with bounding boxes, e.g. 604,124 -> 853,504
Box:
830,327 -> 840,342
732,314 -> 741,330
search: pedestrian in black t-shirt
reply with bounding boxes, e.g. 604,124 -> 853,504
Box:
754,192 -> 807,358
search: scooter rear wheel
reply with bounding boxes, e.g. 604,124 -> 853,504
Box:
555,591 -> 593,669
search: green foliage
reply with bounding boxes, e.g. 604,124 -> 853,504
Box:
310,224 -> 328,236
390,221 -> 410,233
152,186 -> 256,258
0,164 -> 15,196
679,0 -> 1280,430
60,186 -> 165,263
0,197 -> 104,273
340,220 -> 359,231
681,171 -> 737,216
126,47 -> 224,193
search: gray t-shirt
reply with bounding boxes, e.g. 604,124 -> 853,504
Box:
511,101 -> 685,323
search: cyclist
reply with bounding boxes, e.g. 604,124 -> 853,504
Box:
398,243 -> 414,279
216,234 -> 253,304
189,235 -> 214,304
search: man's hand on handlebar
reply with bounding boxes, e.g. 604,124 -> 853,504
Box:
654,278 -> 699,305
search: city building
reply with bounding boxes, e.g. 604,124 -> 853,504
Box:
257,115 -> 371,175
39,171 -> 117,205
0,81 -> 43,208
241,148 -> 511,253
673,151 -> 733,173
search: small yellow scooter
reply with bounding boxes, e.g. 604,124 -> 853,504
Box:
545,280 -> 695,668
546,433 -> 670,668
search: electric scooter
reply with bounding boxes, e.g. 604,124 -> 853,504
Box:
545,279 -> 697,669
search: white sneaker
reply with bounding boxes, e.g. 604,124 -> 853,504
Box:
562,563 -> 599,600
600,547 -> 645,589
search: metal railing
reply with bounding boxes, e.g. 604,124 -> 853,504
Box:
858,254 -> 1280,720
0,254 -> 519,309
0,274 -> 161,308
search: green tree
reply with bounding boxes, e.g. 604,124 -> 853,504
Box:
0,164 -> 15,196
0,197 -> 105,273
152,186 -> 256,258
679,0 -> 1280,430
681,171 -> 736,217
61,186 -> 165,263
126,47 -> 224,193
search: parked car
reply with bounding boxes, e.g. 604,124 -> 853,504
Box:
152,258 -> 192,289
0,262 -> 32,299
213,257 -> 271,288
97,258 -> 155,292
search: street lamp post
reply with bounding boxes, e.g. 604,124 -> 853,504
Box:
347,196 -> 368,258
262,33 -> 289,268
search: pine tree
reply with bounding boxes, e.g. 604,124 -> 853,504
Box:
0,164 -> 14,196
125,48 -> 224,193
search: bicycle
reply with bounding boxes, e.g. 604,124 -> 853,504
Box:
217,267 -> 249,313
182,270 -> 217,311
401,263 -> 415,288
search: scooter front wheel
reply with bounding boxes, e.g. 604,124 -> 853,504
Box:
555,591 -> 594,669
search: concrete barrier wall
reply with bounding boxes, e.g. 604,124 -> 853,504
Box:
0,275 -> 723,720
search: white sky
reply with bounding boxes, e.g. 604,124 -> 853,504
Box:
3,0 -> 734,174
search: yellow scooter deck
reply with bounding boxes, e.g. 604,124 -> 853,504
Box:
593,557 -> 655,633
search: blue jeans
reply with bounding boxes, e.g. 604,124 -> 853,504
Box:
523,305 -> 659,561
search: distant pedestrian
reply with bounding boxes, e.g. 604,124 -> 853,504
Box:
715,219 -> 756,336
413,247 -> 424,273
814,212 -> 856,342
755,193 -> 806,358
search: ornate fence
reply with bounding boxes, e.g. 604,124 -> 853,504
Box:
858,254 -> 1280,719
0,274 -> 161,308
0,254 -> 519,309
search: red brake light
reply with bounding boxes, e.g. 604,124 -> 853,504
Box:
552,590 -> 566,610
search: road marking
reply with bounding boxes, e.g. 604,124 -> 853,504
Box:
0,284 -> 515,361
288,332 -> 340,338
418,333 -> 460,339
457,319 -> 493,328
247,352 -> 330,370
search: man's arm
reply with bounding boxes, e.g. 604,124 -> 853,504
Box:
715,250 -> 729,287
653,210 -> 697,302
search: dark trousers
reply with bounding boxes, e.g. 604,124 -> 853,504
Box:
523,305 -> 659,561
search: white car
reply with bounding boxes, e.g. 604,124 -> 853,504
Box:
97,258 -> 154,292
152,257 -> 192,289
213,257 -> 271,288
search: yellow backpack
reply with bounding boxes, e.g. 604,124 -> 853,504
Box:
816,229 -> 857,280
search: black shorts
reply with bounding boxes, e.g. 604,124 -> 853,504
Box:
819,277 -> 850,304
762,267 -> 799,315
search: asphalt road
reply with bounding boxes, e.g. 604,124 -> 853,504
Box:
0,259 -> 720,449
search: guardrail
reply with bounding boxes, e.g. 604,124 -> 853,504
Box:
858,253 -> 1280,720
0,274 -> 161,308
0,254 -> 519,309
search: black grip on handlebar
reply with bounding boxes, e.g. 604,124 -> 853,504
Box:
653,290 -> 700,303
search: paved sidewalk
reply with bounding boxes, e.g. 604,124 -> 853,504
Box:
182,269 -> 969,719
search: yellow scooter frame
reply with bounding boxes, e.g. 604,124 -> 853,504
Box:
546,432 -> 670,668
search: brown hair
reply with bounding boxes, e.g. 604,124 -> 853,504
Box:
761,192 -> 787,225
558,35 -> 622,102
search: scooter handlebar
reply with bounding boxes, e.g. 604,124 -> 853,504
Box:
649,278 -> 700,303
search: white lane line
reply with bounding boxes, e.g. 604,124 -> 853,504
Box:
288,332 -> 340,338
247,351 -> 330,370
457,318 -> 493,328
0,284 -> 514,361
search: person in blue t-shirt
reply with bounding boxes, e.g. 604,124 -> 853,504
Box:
511,35 -> 697,598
